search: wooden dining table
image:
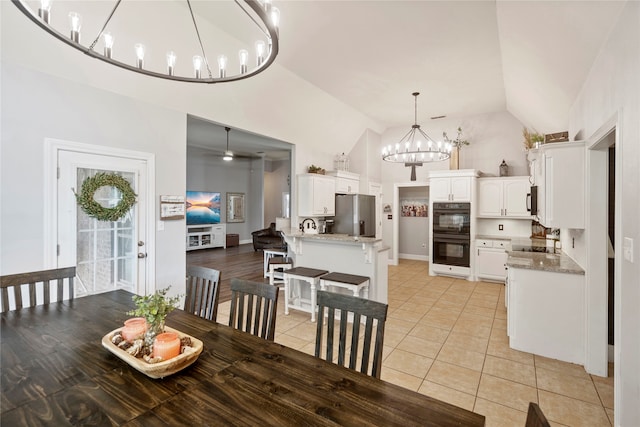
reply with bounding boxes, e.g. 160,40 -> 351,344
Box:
1,290 -> 485,426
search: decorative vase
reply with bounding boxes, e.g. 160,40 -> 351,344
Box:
449,147 -> 460,170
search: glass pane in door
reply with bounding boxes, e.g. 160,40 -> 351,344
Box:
75,168 -> 136,296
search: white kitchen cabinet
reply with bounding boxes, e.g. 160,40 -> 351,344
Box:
297,174 -> 336,216
507,266 -> 585,365
327,170 -> 360,194
475,239 -> 510,282
536,141 -> 585,228
477,177 -> 530,218
430,175 -> 472,202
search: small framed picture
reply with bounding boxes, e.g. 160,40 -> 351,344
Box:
400,198 -> 428,217
159,195 -> 185,220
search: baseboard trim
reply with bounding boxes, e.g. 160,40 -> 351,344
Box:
399,253 -> 429,261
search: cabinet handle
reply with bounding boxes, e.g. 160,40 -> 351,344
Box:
478,249 -> 480,256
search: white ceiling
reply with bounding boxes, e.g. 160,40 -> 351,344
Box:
188,0 -> 625,156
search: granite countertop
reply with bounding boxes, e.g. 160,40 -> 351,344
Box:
506,251 -> 585,275
281,229 -> 381,244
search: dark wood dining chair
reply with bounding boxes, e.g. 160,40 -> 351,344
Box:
229,278 -> 279,341
525,402 -> 551,427
0,266 -> 76,313
315,290 -> 388,378
184,266 -> 221,322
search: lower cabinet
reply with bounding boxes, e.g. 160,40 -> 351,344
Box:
507,266 -> 585,365
475,239 -> 510,282
186,224 -> 226,250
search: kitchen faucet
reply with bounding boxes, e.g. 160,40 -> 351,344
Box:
300,218 -> 317,232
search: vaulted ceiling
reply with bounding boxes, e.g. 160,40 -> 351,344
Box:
273,0 -> 625,133
190,0 -> 625,154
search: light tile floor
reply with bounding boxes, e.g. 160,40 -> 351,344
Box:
217,260 -> 614,427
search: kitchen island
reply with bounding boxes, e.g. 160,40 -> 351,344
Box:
281,230 -> 389,303
506,249 -> 585,365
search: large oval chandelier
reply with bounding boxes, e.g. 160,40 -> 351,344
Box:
382,92 -> 451,166
11,0 -> 280,84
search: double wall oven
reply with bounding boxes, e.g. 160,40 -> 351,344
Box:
432,202 -> 471,268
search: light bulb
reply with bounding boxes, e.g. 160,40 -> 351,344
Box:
134,44 -> 145,69
38,0 -> 51,23
68,12 -> 81,42
193,55 -> 203,78
166,51 -> 177,75
217,54 -> 227,78
255,40 -> 266,66
238,49 -> 248,74
103,32 -> 114,58
271,7 -> 280,27
405,141 -> 410,151
417,141 -> 421,150
437,140 -> 442,149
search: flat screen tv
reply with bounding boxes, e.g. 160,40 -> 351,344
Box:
186,191 -> 221,225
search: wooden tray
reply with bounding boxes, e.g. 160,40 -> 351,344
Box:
102,326 -> 203,379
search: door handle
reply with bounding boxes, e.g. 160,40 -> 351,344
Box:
138,252 -> 147,259
138,241 -> 145,247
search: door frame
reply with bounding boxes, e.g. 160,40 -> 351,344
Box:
391,182 -> 429,265
585,114 -> 619,381
44,138 -> 156,293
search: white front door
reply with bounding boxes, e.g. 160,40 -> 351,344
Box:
57,151 -> 148,296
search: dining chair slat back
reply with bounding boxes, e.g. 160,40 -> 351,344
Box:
0,267 -> 76,313
185,266 -> 221,322
229,278 -> 278,341
315,290 -> 388,378
525,402 -> 551,427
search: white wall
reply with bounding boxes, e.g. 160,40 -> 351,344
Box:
568,1 -> 640,424
186,146 -> 265,241
0,63 -> 187,298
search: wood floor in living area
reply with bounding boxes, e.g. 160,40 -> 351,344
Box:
186,243 -> 267,303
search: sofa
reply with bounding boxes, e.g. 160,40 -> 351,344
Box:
251,223 -> 287,251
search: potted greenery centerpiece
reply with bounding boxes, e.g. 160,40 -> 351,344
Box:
128,287 -> 181,348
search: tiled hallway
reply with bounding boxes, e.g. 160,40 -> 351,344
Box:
218,260 -> 614,426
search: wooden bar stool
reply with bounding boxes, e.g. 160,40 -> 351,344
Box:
282,267 -> 328,322
267,256 -> 293,289
319,272 -> 370,299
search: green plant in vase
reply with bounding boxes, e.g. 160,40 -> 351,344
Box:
128,287 -> 181,348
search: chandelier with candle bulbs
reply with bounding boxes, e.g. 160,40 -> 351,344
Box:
11,0 -> 280,84
382,92 -> 451,180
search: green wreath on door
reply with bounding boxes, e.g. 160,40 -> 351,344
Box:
75,172 -> 137,222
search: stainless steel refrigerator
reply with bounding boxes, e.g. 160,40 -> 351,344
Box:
333,194 -> 376,237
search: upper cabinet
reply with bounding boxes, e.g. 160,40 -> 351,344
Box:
297,174 -> 336,217
429,171 -> 475,202
477,177 -> 530,218
535,141 -> 585,229
326,170 -> 360,194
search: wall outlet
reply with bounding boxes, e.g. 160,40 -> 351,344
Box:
623,237 -> 634,263
498,224 -> 504,231
157,221 -> 164,231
